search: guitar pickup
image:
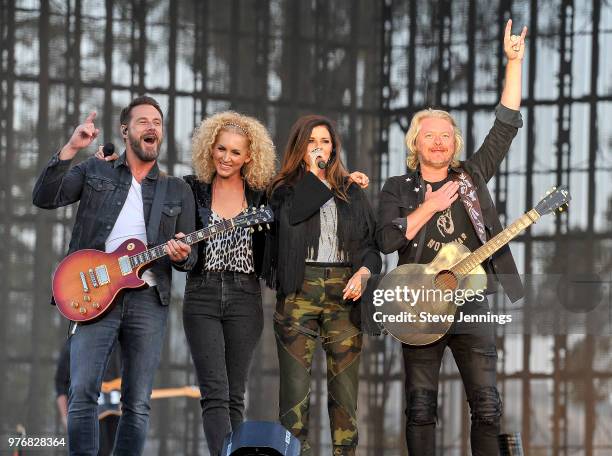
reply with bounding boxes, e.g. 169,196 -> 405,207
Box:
118,256 -> 132,276
88,269 -> 99,288
95,265 -> 110,285
79,272 -> 89,292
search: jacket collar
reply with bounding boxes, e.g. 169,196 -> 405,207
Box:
191,175 -> 262,206
410,162 -> 463,179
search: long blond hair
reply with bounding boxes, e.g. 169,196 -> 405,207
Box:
405,109 -> 464,170
191,111 -> 276,190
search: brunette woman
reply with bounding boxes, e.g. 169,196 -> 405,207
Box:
264,115 -> 381,456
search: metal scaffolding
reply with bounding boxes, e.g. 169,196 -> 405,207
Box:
0,1 -> 611,454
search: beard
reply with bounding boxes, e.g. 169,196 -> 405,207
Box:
129,132 -> 161,162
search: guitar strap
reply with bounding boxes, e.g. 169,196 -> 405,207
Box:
146,172 -> 168,246
451,169 -> 487,245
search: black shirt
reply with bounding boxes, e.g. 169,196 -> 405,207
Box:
419,177 -> 482,265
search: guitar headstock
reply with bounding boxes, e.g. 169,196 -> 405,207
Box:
534,185 -> 571,216
233,205 -> 274,230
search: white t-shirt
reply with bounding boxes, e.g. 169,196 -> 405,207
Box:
105,177 -> 156,286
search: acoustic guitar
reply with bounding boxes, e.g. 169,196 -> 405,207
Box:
375,186 -> 570,346
52,206 -> 273,322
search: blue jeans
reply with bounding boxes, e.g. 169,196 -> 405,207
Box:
183,271 -> 263,456
68,287 -> 168,455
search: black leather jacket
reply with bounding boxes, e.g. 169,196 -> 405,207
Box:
376,104 -> 525,302
32,152 -> 196,306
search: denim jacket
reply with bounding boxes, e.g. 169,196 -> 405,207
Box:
32,151 -> 196,306
376,104 -> 525,303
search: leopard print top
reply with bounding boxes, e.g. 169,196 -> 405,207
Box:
204,211 -> 254,273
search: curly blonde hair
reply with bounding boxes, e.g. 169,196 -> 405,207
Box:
191,111 -> 276,190
405,109 -> 463,170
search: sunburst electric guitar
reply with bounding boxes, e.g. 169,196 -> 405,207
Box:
376,186 -> 571,346
52,206 -> 273,322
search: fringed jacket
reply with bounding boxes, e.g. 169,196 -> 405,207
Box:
263,172 -> 382,297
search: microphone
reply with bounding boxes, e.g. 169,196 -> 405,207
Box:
311,147 -> 327,169
102,142 -> 115,157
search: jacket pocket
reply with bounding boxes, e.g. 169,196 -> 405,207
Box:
160,201 -> 183,238
84,176 -> 118,211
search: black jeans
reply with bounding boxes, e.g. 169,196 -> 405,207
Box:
402,304 -> 502,456
183,271 -> 264,456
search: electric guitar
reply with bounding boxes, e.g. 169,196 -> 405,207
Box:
376,186 -> 571,346
52,206 -> 274,322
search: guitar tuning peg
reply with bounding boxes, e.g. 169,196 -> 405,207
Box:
260,204 -> 264,208
249,227 -> 255,233
257,225 -> 263,231
266,223 -> 270,230
558,207 -> 564,212
553,186 -> 557,190
546,191 -> 551,196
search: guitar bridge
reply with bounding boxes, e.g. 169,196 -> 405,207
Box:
118,256 -> 132,276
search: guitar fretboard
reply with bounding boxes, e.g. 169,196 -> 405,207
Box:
450,209 -> 539,276
128,218 -> 238,268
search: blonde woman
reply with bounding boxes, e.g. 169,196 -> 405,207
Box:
181,111 -> 276,456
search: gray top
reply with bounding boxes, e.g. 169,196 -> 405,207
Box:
305,196 -> 346,263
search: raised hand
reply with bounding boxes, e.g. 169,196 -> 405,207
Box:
424,181 -> 459,212
60,111 -> 100,160
504,19 -> 527,61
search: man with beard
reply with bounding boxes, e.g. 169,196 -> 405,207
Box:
33,96 -> 195,455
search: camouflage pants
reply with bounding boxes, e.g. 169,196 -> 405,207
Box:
274,265 -> 362,456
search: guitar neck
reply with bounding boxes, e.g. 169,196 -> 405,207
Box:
129,219 -> 236,268
451,209 -> 539,275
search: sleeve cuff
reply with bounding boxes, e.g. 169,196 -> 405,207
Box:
50,151 -> 74,168
495,103 -> 523,128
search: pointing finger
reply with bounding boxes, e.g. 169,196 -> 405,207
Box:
84,111 -> 97,124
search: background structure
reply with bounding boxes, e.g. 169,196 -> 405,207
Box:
0,0 -> 611,454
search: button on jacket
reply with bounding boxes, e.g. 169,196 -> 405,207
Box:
32,151 -> 196,306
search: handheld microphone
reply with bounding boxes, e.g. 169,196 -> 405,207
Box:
102,142 -> 115,157
311,147 -> 327,169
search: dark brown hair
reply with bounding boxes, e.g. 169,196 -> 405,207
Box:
119,95 -> 164,125
268,114 -> 349,201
